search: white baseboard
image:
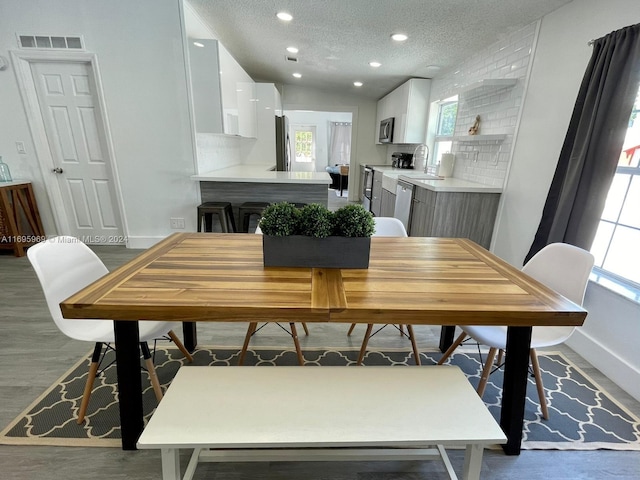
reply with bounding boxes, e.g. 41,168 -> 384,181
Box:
566,330 -> 640,403
126,236 -> 167,250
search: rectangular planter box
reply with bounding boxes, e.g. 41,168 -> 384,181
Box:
262,235 -> 370,269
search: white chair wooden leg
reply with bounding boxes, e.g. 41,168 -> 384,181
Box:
347,323 -> 356,335
301,322 -> 309,336
476,347 -> 497,397
168,329 -> 193,362
406,325 -> 421,365
77,342 -> 102,424
140,342 -> 163,402
289,322 -> 305,366
238,322 -> 257,365
357,324 -> 374,365
530,348 -> 550,420
437,332 -> 467,365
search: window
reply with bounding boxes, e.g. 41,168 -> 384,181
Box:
590,85 -> 640,293
294,127 -> 315,162
432,96 -> 458,169
291,125 -> 317,172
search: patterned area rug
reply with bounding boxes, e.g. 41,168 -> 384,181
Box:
1,346 -> 639,450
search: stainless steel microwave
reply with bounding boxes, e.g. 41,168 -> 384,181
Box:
379,117 -> 394,143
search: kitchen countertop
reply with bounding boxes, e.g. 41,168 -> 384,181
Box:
191,165 -> 331,184
369,164 -> 501,193
398,175 -> 502,193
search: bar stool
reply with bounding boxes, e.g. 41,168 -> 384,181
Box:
238,201 -> 307,233
237,202 -> 270,233
197,202 -> 236,233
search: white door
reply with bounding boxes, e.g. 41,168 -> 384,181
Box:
291,125 -> 317,172
30,61 -> 123,244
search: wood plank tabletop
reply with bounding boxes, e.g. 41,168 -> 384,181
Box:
60,233 -> 586,327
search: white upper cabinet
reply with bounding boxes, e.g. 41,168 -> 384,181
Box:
375,78 -> 431,144
188,39 -> 257,138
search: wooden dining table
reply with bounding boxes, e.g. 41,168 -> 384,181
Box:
60,233 -> 586,455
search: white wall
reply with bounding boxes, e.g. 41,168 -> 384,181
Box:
490,0 -> 640,401
281,84 -> 386,200
0,0 -> 198,247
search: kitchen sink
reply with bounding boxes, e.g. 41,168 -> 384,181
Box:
405,175 -> 444,180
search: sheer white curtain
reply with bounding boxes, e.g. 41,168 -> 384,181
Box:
329,122 -> 352,167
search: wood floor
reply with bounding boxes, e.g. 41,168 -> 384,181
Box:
1,223 -> 639,478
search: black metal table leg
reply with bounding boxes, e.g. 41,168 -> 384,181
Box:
182,322 -> 198,353
500,325 -> 532,455
439,325 -> 456,352
113,320 -> 143,451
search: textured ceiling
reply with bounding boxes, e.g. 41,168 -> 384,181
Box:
187,0 -> 572,99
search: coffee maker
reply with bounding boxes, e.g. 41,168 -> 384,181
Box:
391,152 -> 414,169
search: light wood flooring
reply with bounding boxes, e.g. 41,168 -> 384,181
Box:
1,203 -> 639,479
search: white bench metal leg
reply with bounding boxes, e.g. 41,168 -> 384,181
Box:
462,443 -> 484,480
161,448 -> 181,480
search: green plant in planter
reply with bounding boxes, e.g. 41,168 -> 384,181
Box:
258,202 -> 300,236
297,203 -> 334,238
259,201 -> 374,239
332,204 -> 375,237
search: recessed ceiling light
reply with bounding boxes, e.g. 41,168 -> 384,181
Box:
286,46 -> 299,54
391,33 -> 408,42
353,81 -> 363,87
369,61 -> 381,68
277,12 -> 293,21
292,72 -> 302,78
193,41 -> 204,48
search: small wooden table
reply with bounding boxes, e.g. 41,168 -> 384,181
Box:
0,181 -> 45,257
137,366 -> 506,480
60,233 -> 586,455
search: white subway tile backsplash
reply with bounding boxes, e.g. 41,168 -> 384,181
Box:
428,22 -> 535,188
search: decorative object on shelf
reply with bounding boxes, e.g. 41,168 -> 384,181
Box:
0,156 -> 13,182
260,202 -> 374,268
468,115 -> 481,135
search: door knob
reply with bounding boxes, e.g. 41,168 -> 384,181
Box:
52,167 -> 64,174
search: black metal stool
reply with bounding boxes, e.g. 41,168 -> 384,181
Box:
237,202 -> 270,233
197,202 -> 236,233
238,202 -> 307,233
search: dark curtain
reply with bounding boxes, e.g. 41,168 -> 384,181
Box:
525,23 -> 640,264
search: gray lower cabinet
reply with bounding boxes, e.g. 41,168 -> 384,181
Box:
409,186 -> 500,249
371,171 -> 383,216
381,188 -> 396,217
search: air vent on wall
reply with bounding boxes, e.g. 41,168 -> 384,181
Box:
18,35 -> 84,50
285,56 -> 298,62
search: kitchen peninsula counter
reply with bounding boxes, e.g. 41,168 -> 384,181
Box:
192,165 -> 332,185
192,165 -> 332,221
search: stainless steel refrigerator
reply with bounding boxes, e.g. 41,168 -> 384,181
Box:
275,115 -> 290,171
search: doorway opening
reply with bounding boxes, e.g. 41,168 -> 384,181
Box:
286,110 -> 353,174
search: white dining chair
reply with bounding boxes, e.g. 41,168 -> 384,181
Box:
348,217 -> 422,365
27,236 -> 193,424
237,224 -> 308,365
437,242 -> 594,419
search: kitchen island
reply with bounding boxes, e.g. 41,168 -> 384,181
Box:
192,165 -> 332,223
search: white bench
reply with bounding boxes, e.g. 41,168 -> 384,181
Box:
137,366 -> 506,480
